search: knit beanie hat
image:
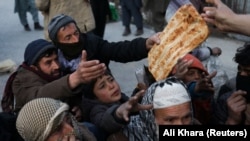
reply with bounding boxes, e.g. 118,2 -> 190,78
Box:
152,77 -> 191,109
172,53 -> 208,75
16,98 -> 69,141
48,14 -> 76,41
24,39 -> 56,65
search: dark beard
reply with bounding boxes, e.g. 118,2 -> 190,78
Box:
236,73 -> 250,103
57,35 -> 85,60
21,63 -> 61,82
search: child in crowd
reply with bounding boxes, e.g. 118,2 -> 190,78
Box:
133,54 -> 217,124
171,54 -> 216,124
81,69 -> 152,140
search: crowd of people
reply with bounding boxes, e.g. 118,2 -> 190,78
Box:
1,0 -> 250,141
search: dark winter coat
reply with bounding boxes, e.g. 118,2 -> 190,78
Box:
59,33 -> 148,74
82,93 -> 129,134
12,67 -> 83,113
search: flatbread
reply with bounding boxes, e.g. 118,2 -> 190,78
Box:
148,4 -> 209,81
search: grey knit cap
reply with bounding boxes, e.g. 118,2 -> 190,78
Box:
16,98 -> 69,141
48,14 -> 76,41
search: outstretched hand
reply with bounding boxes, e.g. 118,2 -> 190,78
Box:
116,90 -> 153,122
201,0 -> 236,32
77,50 -> 106,83
146,32 -> 161,50
69,50 -> 106,88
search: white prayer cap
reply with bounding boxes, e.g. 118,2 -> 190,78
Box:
152,77 -> 191,109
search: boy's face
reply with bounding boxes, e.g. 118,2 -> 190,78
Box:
182,68 -> 203,84
93,74 -> 121,104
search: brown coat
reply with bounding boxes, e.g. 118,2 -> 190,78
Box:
35,0 -> 95,41
12,67 -> 83,113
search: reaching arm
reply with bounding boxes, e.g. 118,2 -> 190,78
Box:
202,0 -> 250,36
68,50 -> 106,89
115,90 -> 153,122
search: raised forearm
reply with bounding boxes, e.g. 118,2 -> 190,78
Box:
227,14 -> 250,36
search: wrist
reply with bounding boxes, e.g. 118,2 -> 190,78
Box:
113,106 -> 127,124
115,107 -> 123,119
69,72 -> 81,89
226,13 -> 239,32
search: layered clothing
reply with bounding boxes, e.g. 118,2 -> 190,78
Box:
82,93 -> 129,134
123,85 -> 158,141
12,64 -> 83,113
58,33 -> 148,74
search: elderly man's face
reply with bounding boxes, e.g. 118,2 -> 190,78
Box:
57,23 -> 80,44
154,102 -> 192,125
46,114 -> 76,141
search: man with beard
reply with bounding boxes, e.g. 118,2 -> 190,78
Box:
11,39 -> 90,122
211,42 -> 250,125
16,98 -> 96,141
47,14 -> 160,83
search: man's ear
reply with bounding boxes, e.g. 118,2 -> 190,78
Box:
30,65 -> 38,71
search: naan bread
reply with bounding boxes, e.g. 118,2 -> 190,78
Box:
148,4 -> 209,81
